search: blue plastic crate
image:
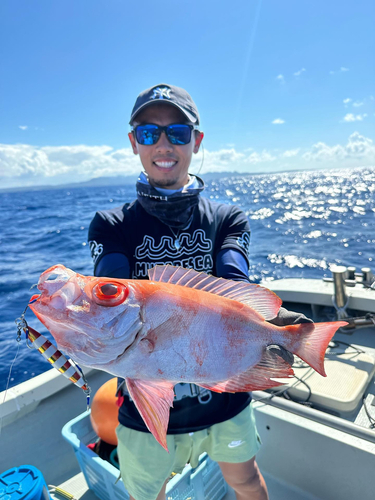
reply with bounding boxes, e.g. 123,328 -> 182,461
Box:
62,411 -> 227,500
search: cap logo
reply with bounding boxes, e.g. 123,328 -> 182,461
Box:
151,87 -> 172,100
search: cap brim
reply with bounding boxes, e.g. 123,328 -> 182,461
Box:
130,101 -> 198,125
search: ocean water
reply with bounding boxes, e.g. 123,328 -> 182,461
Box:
1,166 -> 374,391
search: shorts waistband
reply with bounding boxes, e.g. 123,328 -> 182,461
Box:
118,380 -> 212,404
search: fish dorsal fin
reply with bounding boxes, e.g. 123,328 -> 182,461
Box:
148,265 -> 281,321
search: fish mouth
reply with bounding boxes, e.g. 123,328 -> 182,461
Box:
30,293 -> 41,303
30,265 -> 93,317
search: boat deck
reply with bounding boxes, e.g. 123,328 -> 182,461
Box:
53,469 -> 319,500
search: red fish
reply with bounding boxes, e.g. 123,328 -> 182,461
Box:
29,264 -> 346,450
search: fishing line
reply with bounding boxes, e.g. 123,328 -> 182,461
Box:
329,340 -> 365,354
0,302 -> 33,437
0,341 -> 22,438
254,339 -> 371,417
283,376 -> 313,405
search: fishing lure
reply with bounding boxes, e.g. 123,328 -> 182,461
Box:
15,299 -> 91,409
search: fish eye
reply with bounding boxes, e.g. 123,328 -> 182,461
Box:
100,284 -> 118,296
92,281 -> 128,307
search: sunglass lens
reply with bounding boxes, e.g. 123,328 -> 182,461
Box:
167,125 -> 192,145
136,125 -> 160,145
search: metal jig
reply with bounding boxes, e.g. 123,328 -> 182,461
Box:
15,300 -> 91,410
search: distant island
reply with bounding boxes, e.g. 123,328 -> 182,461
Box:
2,164 -> 359,193
0,171 -> 247,193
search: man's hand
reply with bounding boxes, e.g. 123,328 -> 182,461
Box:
267,307 -> 313,327
266,307 -> 313,365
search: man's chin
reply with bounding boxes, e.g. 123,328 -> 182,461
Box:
153,180 -> 179,189
150,175 -> 183,190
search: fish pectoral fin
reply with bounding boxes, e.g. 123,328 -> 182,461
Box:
197,349 -> 295,393
125,378 -> 174,452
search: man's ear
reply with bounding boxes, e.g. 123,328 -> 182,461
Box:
128,132 -> 139,155
193,132 -> 204,154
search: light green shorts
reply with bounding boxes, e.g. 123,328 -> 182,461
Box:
116,403 -> 261,500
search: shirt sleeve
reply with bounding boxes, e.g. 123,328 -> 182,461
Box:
216,205 -> 251,267
215,248 -> 250,282
88,211 -> 128,274
95,253 -> 130,279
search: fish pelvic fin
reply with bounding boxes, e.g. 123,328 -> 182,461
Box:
125,378 -> 174,452
148,265 -> 282,320
282,321 -> 348,377
197,349 -> 294,393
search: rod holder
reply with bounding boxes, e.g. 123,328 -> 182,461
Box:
361,267 -> 374,286
330,265 -> 348,318
346,266 -> 356,281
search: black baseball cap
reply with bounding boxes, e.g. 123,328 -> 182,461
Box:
129,83 -> 200,126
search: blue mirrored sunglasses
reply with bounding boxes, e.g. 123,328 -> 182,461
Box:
133,123 -> 198,146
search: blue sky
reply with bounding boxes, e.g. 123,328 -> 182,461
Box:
1,0 -> 374,188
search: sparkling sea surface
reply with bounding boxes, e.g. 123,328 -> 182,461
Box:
1,166 -> 374,391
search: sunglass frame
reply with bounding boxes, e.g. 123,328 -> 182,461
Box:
132,123 -> 198,146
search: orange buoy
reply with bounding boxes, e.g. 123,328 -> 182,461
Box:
90,378 -> 119,445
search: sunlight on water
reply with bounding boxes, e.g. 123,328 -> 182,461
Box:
268,253 -> 329,270
1,167 -> 375,389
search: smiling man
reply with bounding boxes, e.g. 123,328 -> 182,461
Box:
88,83 -> 272,500
128,101 -> 202,190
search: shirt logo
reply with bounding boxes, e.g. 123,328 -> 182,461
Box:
89,240 -> 103,264
236,232 -> 250,256
133,229 -> 214,278
135,229 -> 212,260
151,87 -> 171,100
228,440 -> 246,448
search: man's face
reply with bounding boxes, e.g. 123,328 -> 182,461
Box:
128,103 -> 204,190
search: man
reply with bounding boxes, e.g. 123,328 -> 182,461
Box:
88,83 -> 310,500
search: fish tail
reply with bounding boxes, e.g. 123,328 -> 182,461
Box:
282,321 -> 347,376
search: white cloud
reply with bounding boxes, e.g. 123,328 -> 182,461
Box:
302,132 -> 375,163
19,126 -> 28,130
343,113 -> 366,122
353,101 -> 364,107
283,149 -> 300,158
276,74 -> 285,84
293,68 -> 306,76
203,148 -> 245,166
330,67 -> 349,75
0,144 -> 141,180
272,118 -> 285,125
245,151 -> 276,164
192,148 -> 274,172
343,98 -> 351,104
343,113 -> 359,122
2,132 -> 375,188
